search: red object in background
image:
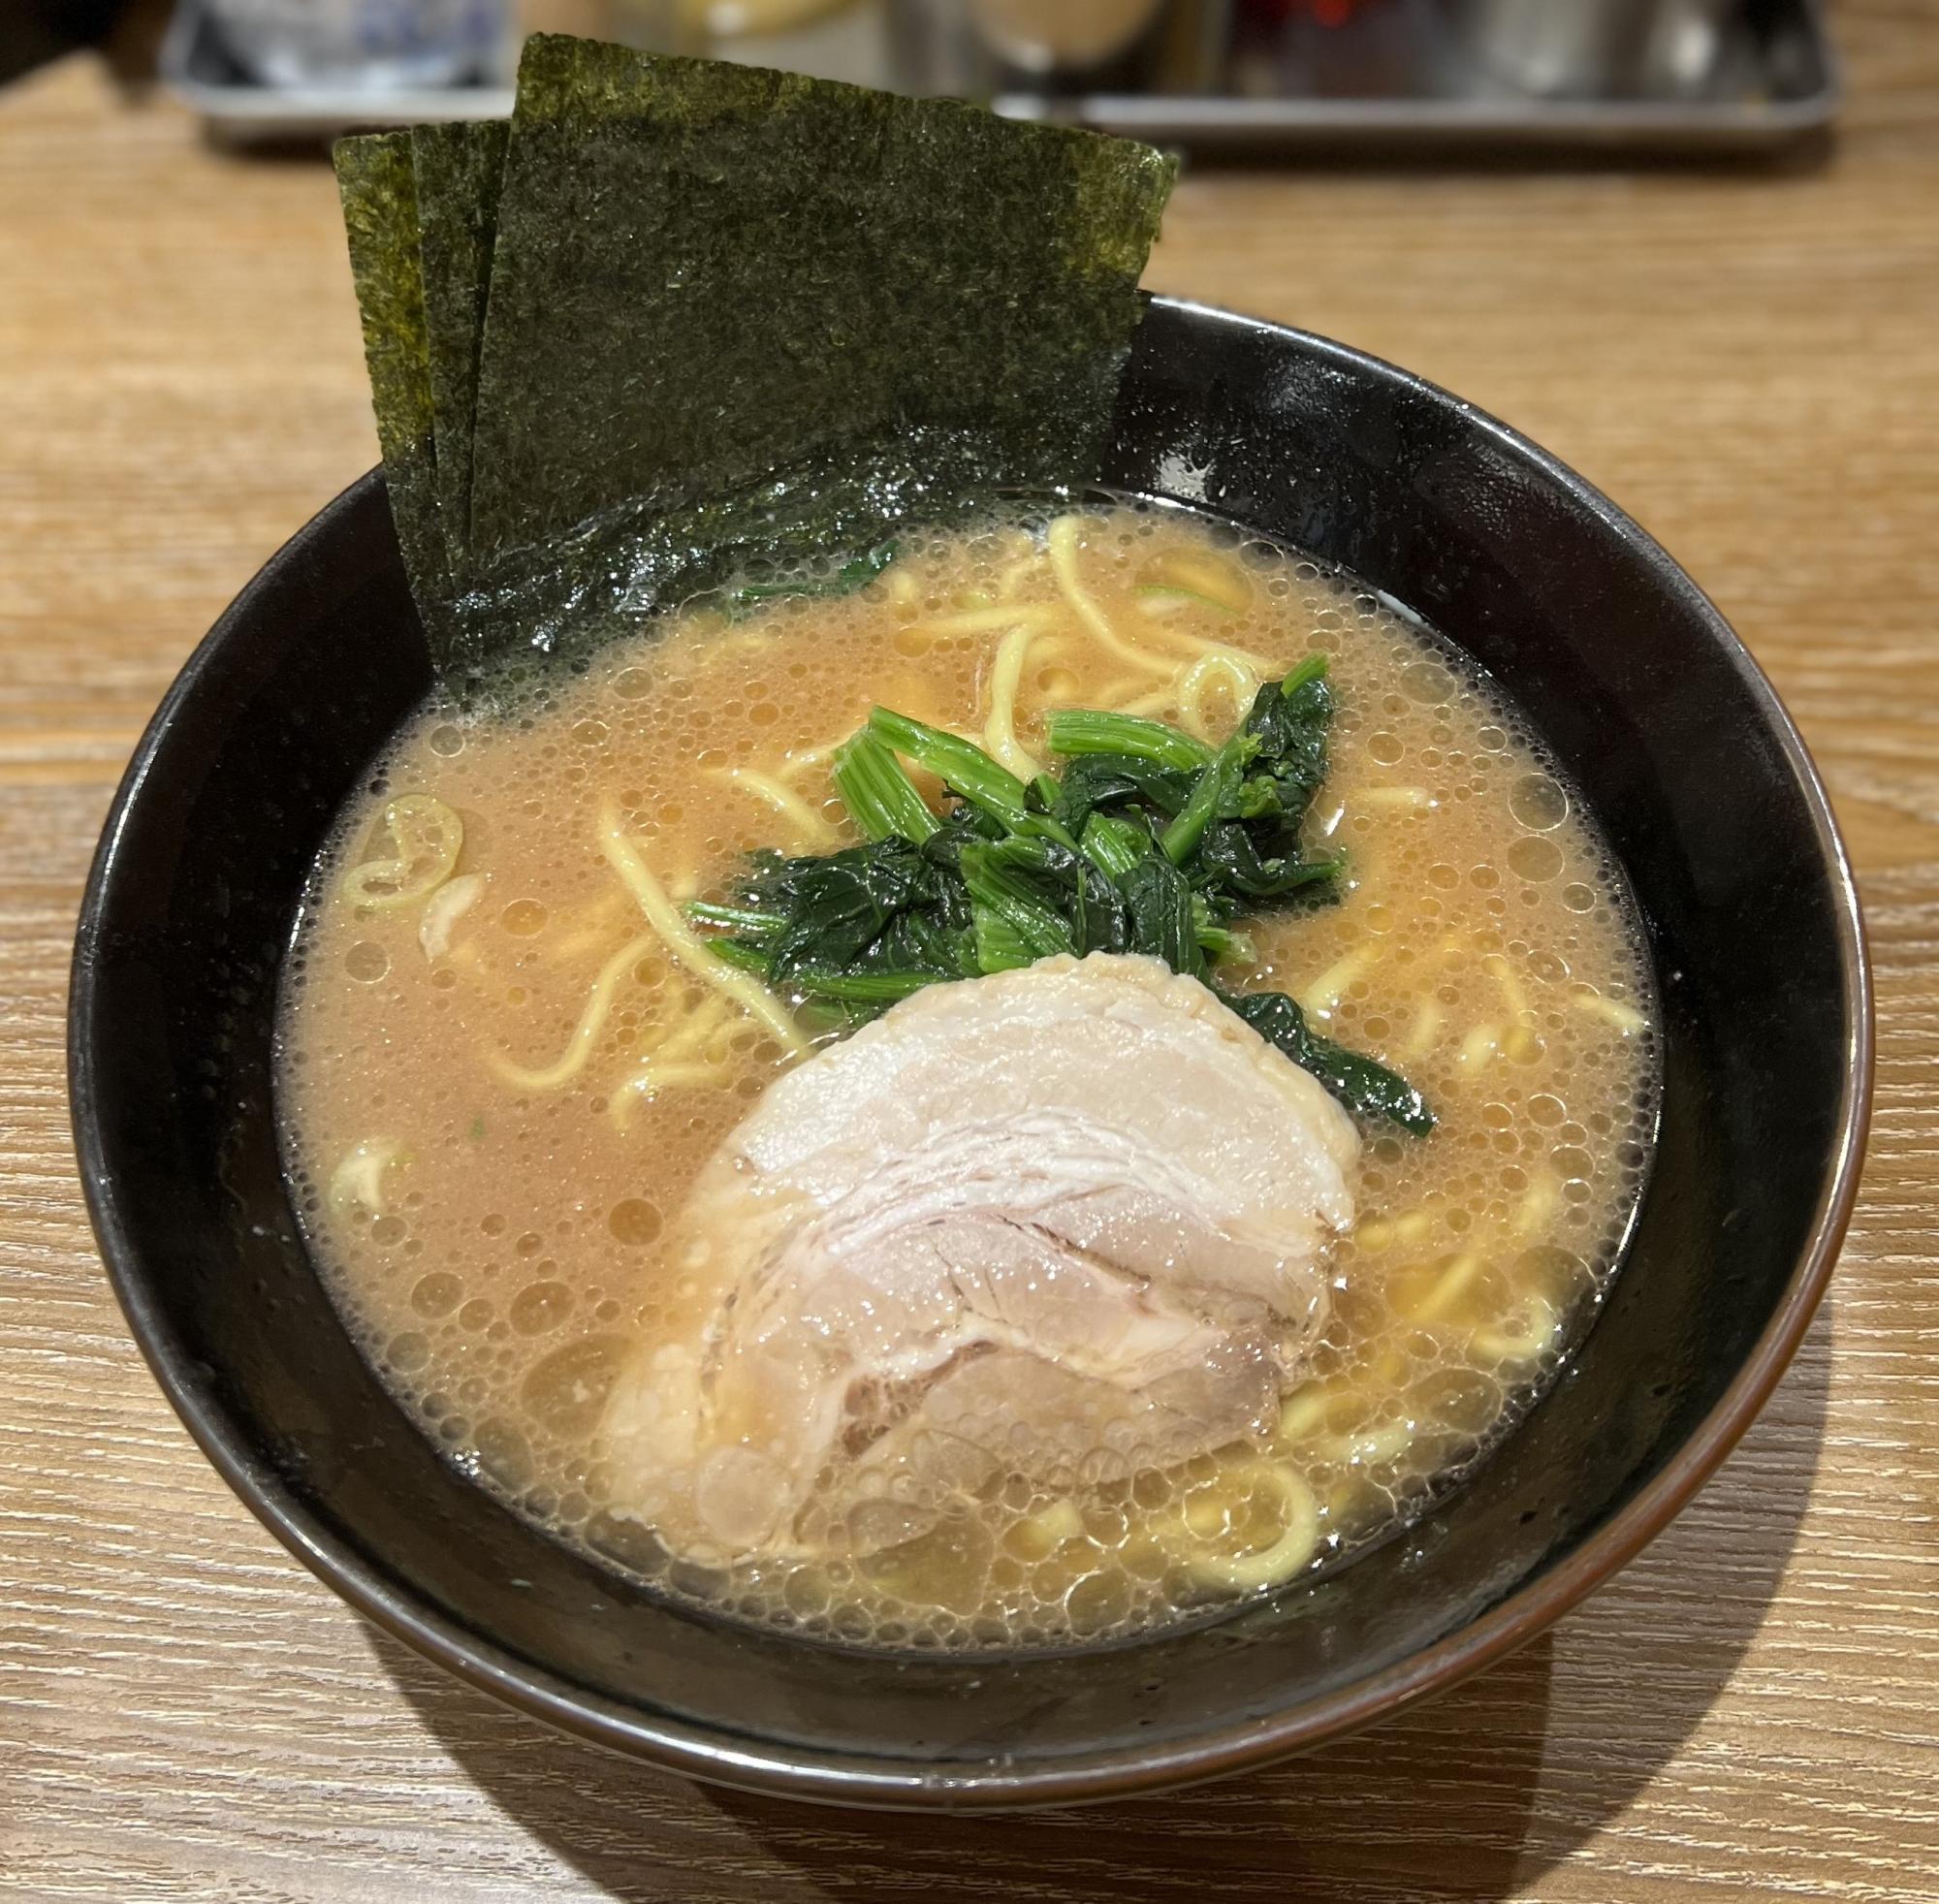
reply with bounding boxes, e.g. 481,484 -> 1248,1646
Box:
1242,0 -> 1382,24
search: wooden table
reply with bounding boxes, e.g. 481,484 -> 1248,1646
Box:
5,9 -> 1938,1896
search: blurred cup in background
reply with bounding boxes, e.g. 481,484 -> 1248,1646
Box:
205,0 -> 507,88
894,0 -> 1229,96
1447,0 -> 1743,101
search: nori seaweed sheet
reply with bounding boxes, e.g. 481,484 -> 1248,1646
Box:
468,39 -> 1174,565
338,38 -> 1175,691
334,132 -> 452,637
411,119 -> 508,570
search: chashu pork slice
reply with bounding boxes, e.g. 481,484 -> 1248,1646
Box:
598,952 -> 1359,1566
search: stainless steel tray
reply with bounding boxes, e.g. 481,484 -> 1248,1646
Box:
161,0 -> 1837,155
1011,0 -> 1839,154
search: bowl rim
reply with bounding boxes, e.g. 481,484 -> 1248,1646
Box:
70,295 -> 1873,1811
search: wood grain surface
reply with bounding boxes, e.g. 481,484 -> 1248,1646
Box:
4,7 -> 1938,1897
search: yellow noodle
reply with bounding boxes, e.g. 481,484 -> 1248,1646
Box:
552,893 -> 633,962
1141,620 -> 1276,674
1112,684 -> 1179,719
1399,999 -> 1444,1060
778,737 -> 847,782
1186,1464 -> 1320,1592
1086,673 -> 1149,709
1148,549 -> 1254,614
1474,1294 -> 1564,1365
1046,516 -> 1173,675
1277,1380 -> 1360,1442
1022,1498 -> 1085,1551
1410,1252 -> 1486,1322
340,795 -> 462,910
709,625 -> 779,659
596,804 -> 809,1055
1309,800 -> 1349,844
713,766 -> 840,849
996,554 -> 1042,601
981,623 -> 1043,777
1322,1419 -> 1415,1467
1298,943 -> 1378,1017
1323,1474 -> 1378,1523
1277,1384 -> 1330,1442
1458,1022 -> 1502,1068
1514,1169 -> 1562,1238
1132,589 -> 1212,618
1569,985 -> 1649,1036
1482,951 -> 1532,1021
488,934 -> 652,1092
649,994 -> 732,1063
609,1060 -> 721,1132
1356,785 -> 1433,811
915,604 -> 1063,635
1175,651 -> 1260,743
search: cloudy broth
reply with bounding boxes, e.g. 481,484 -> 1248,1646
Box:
278,502 -> 1657,1648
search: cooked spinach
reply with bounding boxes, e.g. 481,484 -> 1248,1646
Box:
727,542 -> 898,614
1160,725 -> 1260,866
1200,825 -> 1346,901
1222,989 -> 1434,1136
1050,754 -> 1194,831
731,839 -> 960,988
959,841 -> 1081,967
868,707 -> 1033,834
831,731 -> 939,844
1121,853 -> 1205,977
692,663 -> 1434,1133
1042,709 -> 1212,773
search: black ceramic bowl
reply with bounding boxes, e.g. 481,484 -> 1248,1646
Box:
71,298 -> 1868,1810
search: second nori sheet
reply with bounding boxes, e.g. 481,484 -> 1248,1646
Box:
334,132 -> 452,639
412,119 -> 508,572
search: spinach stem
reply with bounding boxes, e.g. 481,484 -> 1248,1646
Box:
869,708 -> 1031,831
960,841 -> 1076,965
832,731 -> 940,843
1161,729 -> 1259,865
1079,810 -> 1151,881
1044,708 -> 1214,772
685,900 -> 787,932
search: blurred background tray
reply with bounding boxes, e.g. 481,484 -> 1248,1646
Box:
161,0 -> 1837,155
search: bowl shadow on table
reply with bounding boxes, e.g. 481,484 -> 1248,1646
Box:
372,1299 -> 1832,1903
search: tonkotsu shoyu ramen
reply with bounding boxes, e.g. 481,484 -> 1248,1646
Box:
278,502 -> 1658,1649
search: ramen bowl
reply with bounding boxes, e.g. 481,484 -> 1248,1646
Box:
70,297 -> 1869,1809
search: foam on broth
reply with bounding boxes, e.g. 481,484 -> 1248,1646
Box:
277,502 -> 1658,1649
